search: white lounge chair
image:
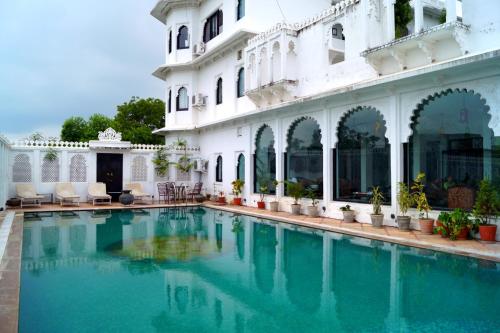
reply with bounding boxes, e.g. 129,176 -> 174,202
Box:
55,183 -> 80,206
16,184 -> 44,208
87,183 -> 112,206
124,183 -> 153,204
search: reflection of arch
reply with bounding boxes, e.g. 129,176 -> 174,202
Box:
335,107 -> 390,202
272,42 -> 281,82
131,156 -> 148,182
215,155 -> 223,182
254,125 -> 276,193
70,225 -> 86,254
284,229 -> 322,313
407,89 -> 495,209
253,223 -> 275,294
236,153 -> 245,181
12,153 -> 31,182
285,117 -> 323,196
70,154 -> 87,183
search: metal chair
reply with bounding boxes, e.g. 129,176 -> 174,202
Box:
157,183 -> 167,203
166,182 -> 177,204
187,182 -> 203,202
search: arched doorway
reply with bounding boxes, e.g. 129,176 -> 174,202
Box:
254,125 -> 276,193
236,153 -> 245,181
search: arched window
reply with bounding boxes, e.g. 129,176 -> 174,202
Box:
271,42 -> 281,82
237,0 -> 245,20
237,153 -> 245,181
131,156 -> 147,182
41,155 -> 60,183
259,47 -> 269,85
176,87 -> 188,111
408,89 -> 499,209
168,89 -> 172,113
12,153 -> 31,182
70,154 -> 87,182
168,30 -> 172,53
285,117 -> 323,197
237,68 -> 245,98
203,10 -> 223,43
254,125 -> 276,194
215,78 -> 223,105
335,107 -> 390,203
329,23 -> 345,64
177,25 -> 189,49
216,155 -> 223,182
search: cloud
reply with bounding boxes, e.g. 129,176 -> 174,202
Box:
0,0 -> 165,138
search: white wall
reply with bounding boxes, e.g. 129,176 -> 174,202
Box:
0,136 -> 10,210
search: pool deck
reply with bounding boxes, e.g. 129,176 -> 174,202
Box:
0,201 -> 499,333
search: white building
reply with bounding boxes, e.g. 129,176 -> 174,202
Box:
150,0 -> 500,231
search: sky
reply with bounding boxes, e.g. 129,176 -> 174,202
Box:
0,0 -> 164,140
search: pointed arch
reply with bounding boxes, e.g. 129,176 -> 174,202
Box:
254,124 -> 276,194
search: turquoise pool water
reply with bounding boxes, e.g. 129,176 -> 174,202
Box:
20,208 -> 500,333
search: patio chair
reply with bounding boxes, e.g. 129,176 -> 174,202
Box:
157,183 -> 167,203
16,184 -> 44,208
187,182 -> 203,202
55,183 -> 80,207
166,183 -> 176,204
124,183 -> 153,204
87,183 -> 112,206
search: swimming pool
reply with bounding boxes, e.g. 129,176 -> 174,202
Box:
20,207 -> 500,333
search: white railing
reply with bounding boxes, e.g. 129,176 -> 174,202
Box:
0,135 -> 11,210
10,140 -> 200,152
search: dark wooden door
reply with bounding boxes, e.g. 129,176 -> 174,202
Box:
96,153 -> 123,201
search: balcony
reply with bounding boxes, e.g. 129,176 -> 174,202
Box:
361,21 -> 470,75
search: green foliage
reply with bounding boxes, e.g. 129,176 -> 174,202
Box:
114,97 -> 165,144
174,138 -> 194,173
436,209 -> 473,240
339,204 -> 352,212
153,149 -> 170,177
259,182 -> 269,202
231,215 -> 244,233
231,179 -> 245,197
472,179 -> 499,226
438,9 -> 447,24
61,116 -> 88,142
85,114 -> 113,140
305,188 -> 319,207
397,182 -> 413,216
44,148 -> 58,161
284,181 -> 304,205
370,186 -> 384,215
26,132 -> 45,141
411,172 -> 431,219
395,0 -> 413,38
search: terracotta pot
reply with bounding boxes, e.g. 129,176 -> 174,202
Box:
218,196 -> 226,204
307,206 -> 318,217
479,224 -> 497,242
370,214 -> 384,228
419,218 -> 434,235
291,204 -> 301,215
436,220 -> 449,237
233,198 -> 242,206
342,210 -> 355,223
397,216 -> 411,231
269,201 -> 279,212
456,227 -> 470,240
257,201 -> 266,209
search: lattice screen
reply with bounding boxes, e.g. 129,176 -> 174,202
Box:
41,157 -> 60,183
131,156 -> 148,182
176,169 -> 191,182
70,154 -> 87,182
12,153 -> 32,182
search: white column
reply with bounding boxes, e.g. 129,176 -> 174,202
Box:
323,107 -> 332,203
386,0 -> 396,42
32,224 -> 41,260
85,223 -> 96,254
389,94 -> 400,224
59,225 -> 70,258
446,0 -> 457,22
414,0 -> 424,32
275,118 -> 283,199
61,150 -> 69,182
123,224 -> 132,248
274,225 -> 285,298
321,234 -> 332,315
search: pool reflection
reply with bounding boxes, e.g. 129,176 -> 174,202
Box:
20,208 -> 500,333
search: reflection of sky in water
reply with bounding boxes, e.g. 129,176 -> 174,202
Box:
20,208 -> 500,333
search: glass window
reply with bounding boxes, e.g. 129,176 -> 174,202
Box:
177,25 -> 189,49
168,30 -> 172,53
216,78 -> 223,105
203,10 -> 223,43
237,0 -> 245,20
176,87 -> 188,111
335,107 -> 391,203
254,125 -> 276,194
237,153 -> 245,181
286,118 -> 323,197
408,89 -> 499,210
237,68 -> 245,98
216,155 -> 223,182
168,89 -> 171,113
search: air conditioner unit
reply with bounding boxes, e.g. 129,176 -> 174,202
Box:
193,42 -> 206,57
192,93 -> 207,107
193,158 -> 209,173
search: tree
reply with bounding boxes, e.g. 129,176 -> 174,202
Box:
85,114 -> 113,141
113,97 -> 165,145
395,0 -> 413,38
61,117 -> 88,142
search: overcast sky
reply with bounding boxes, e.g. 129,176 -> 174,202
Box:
0,0 -> 164,140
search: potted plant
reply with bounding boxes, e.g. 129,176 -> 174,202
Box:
436,211 -> 450,237
269,180 -> 280,212
257,182 -> 268,209
396,182 -> 413,231
305,188 -> 319,217
340,205 -> 355,223
369,186 -> 384,228
437,209 -> 473,240
217,190 -> 226,204
153,148 -> 170,178
231,179 -> 244,206
411,173 -> 434,234
472,179 -> 499,242
285,181 -> 304,215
